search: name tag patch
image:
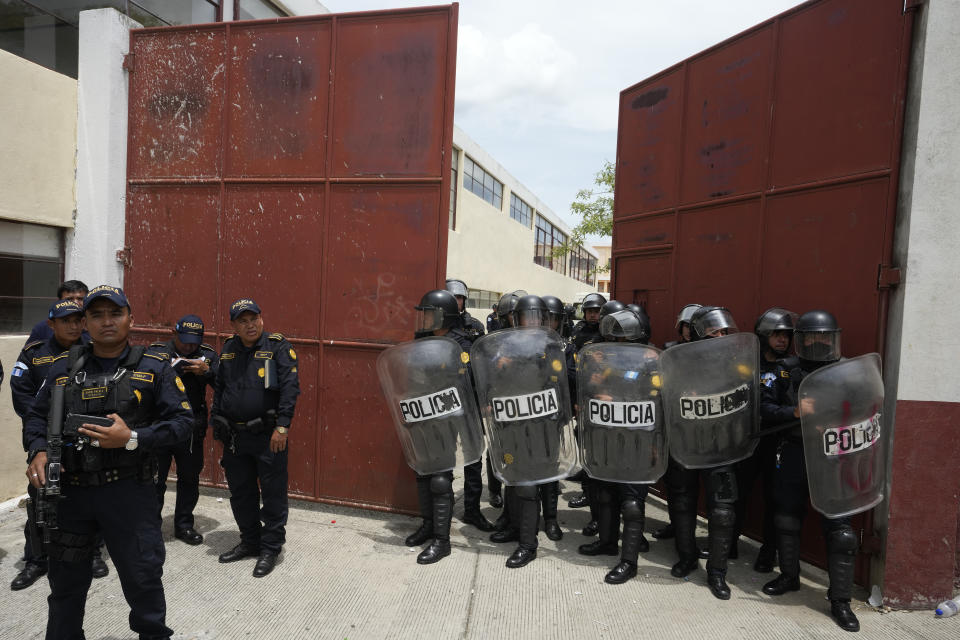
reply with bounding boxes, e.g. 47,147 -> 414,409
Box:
221,353 -> 235,360
255,351 -> 274,360
823,413 -> 881,456
131,371 -> 155,383
399,387 -> 463,423
82,386 -> 108,400
32,356 -> 53,365
680,384 -> 749,420
492,388 -> 559,422
589,399 -> 656,429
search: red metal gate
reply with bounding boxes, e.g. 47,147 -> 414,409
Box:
123,5 -> 458,513
611,0 -> 915,581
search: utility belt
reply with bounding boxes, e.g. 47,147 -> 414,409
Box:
212,411 -> 277,453
61,446 -> 156,487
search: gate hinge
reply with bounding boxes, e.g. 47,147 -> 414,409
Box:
123,53 -> 135,72
860,530 -> 883,555
877,264 -> 901,289
116,247 -> 131,267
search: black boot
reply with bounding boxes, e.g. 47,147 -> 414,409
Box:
581,486 -> 618,556
670,505 -> 699,578
707,569 -> 731,600
540,482 -> 562,541
418,475 -> 453,564
463,510 -> 496,532
754,544 -> 776,573
606,499 -> 644,584
763,514 -> 802,595
830,600 -> 860,632
581,520 -> 599,537
405,476 -> 434,547
506,487 -> 539,568
491,487 -> 519,542
706,503 -> 735,578
652,523 -> 675,539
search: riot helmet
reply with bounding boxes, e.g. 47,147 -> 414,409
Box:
675,303 -> 701,329
445,278 -> 468,299
415,289 -> 460,333
599,299 -> 626,320
754,307 -> 798,356
690,306 -> 737,340
541,295 -> 566,333
581,293 -> 606,311
794,310 -> 841,363
513,295 -> 548,328
625,303 -> 644,317
496,292 -> 521,327
600,309 -> 650,344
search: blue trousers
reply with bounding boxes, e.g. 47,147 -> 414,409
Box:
47,477 -> 170,640
220,431 -> 288,554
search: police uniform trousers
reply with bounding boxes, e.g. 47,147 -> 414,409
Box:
733,435 -> 777,548
771,438 -> 856,600
155,431 -> 205,531
220,431 -> 288,554
46,477 -> 170,640
594,481 -> 649,551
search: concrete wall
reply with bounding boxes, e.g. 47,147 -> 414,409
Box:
0,337 -> 30,501
0,49 -> 76,228
447,126 -> 599,319
880,0 -> 960,608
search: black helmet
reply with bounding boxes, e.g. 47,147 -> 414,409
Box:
600,310 -> 647,342
690,306 -> 737,340
445,278 -> 468,299
513,295 -> 548,328
676,303 -> 702,329
625,303 -> 644,316
795,310 -> 841,363
599,299 -> 626,320
581,293 -> 607,311
755,307 -> 798,355
415,289 -> 460,332
541,295 -> 565,332
496,292 -> 521,326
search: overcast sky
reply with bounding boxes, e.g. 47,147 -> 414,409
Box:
323,0 -> 802,237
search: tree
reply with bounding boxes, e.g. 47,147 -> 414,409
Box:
554,160 -> 614,271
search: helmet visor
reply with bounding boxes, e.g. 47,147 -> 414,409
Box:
795,330 -> 841,362
515,309 -> 546,328
445,280 -> 468,298
694,309 -> 737,338
545,311 -> 564,331
415,307 -> 445,333
600,310 -> 641,341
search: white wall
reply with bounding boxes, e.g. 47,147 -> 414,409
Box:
0,337 -> 29,501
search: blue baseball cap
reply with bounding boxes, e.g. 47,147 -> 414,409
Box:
49,299 -> 83,319
175,314 -> 205,344
83,285 -> 130,312
229,298 -> 261,321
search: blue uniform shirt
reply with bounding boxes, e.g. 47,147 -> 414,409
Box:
213,332 -> 300,428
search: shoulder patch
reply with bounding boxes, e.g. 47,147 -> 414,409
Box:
149,342 -> 166,348
131,371 -> 155,383
24,340 -> 45,351
221,352 -> 236,360
268,333 -> 285,341
779,370 -> 791,378
53,353 -> 69,362
200,343 -> 216,352
143,353 -> 167,361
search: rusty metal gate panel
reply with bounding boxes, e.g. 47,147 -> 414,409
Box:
611,0 -> 915,583
124,5 -> 458,513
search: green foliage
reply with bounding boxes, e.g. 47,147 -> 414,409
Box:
553,160 -> 614,271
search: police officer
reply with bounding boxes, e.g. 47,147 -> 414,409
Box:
214,299 -> 300,578
444,280 -> 495,533
578,309 -> 655,584
10,300 -> 94,591
486,304 -> 500,333
760,310 -> 860,632
571,293 -> 606,350
735,308 -> 798,573
24,285 -> 194,640
24,280 -> 88,345
667,306 -> 740,600
538,295 -> 571,540
150,315 -> 219,545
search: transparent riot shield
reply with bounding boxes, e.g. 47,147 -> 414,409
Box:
376,336 -> 484,475
470,327 -> 577,486
799,354 -> 885,518
577,342 -> 667,483
661,333 -> 759,468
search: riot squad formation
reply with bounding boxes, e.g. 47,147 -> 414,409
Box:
5,278 -> 885,638
378,281 -> 886,634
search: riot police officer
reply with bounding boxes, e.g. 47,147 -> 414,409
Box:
446,278 -> 485,338
735,308 -> 798,572
214,299 -> 300,578
760,310 -> 860,632
666,306 -> 741,600
10,300 -> 94,591
24,285 -> 194,639
150,315 -> 219,545
539,295 -> 571,541
571,293 -> 606,350
404,289 -> 469,563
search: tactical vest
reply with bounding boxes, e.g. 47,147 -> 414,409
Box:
62,344 -> 155,475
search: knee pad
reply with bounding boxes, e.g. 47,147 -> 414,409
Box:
430,474 -> 452,495
707,467 -> 738,504
709,504 -> 736,528
514,485 -> 538,500
621,499 -> 644,523
773,513 -> 802,534
828,527 -> 858,555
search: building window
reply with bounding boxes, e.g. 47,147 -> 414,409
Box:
234,0 -> 284,20
569,244 -> 597,286
0,220 -> 64,333
466,289 -> 501,311
463,155 -> 503,210
533,214 -> 567,274
449,149 -> 459,230
509,193 -> 532,228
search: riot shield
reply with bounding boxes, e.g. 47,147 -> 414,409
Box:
661,333 -> 759,469
470,327 -> 577,486
799,354 -> 885,518
376,336 -> 484,475
577,342 -> 667,483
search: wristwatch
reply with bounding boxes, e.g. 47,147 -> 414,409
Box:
125,430 -> 139,451
275,426 -> 288,435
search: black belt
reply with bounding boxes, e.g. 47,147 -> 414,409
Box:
66,466 -> 141,487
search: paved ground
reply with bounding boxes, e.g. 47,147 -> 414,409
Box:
0,479 -> 955,640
